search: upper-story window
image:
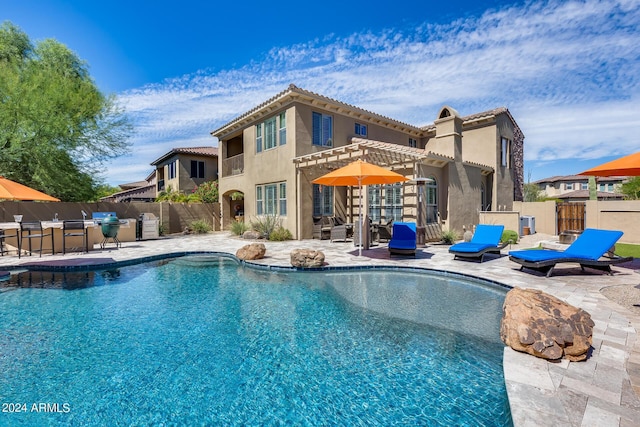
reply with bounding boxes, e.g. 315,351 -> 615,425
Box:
501,137 -> 511,168
312,112 -> 333,147
264,117 -> 277,150
190,160 -> 205,179
355,123 -> 367,136
566,183 -> 574,190
256,124 -> 263,153
409,138 -> 418,148
279,112 -> 286,145
168,161 -> 177,179
256,113 -> 286,153
581,182 -> 589,190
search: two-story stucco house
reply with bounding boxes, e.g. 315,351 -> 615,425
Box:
151,147 -> 219,195
534,175 -> 626,201
212,85 -> 524,240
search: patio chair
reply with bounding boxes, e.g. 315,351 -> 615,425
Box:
388,222 -> 417,256
0,228 -> 20,256
19,221 -> 54,258
313,216 -> 332,240
377,219 -> 394,242
449,224 -> 507,262
330,217 -> 352,242
62,220 -> 89,254
508,228 -> 633,277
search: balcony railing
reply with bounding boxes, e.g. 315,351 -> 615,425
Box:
223,154 -> 244,177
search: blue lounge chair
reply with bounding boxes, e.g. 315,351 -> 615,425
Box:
509,228 -> 632,277
449,224 -> 507,262
388,222 -> 417,255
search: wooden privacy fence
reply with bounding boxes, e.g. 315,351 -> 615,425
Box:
556,202 -> 585,234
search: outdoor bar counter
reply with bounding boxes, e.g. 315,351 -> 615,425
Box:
0,219 -> 137,256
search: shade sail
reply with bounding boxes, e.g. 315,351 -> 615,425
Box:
579,151 -> 640,177
312,160 -> 409,256
0,176 -> 60,202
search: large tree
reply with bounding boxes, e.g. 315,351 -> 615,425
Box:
620,177 -> 640,200
0,22 -> 131,201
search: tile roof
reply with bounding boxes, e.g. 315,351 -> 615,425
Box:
534,174 -> 628,184
420,106 -> 521,135
151,147 -> 218,165
556,189 -> 624,199
211,85 -> 524,141
212,84 -> 424,138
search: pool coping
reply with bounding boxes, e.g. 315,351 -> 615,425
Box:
0,233 -> 639,426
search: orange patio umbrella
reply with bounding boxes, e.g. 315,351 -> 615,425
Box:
0,176 -> 60,202
312,159 -> 408,256
579,151 -> 640,177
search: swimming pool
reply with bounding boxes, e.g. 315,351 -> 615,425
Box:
0,255 -> 512,426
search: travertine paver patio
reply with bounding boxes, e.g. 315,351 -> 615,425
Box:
1,232 -> 639,427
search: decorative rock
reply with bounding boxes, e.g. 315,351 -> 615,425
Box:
242,230 -> 262,240
290,249 -> 325,268
236,243 -> 266,260
500,287 -> 594,362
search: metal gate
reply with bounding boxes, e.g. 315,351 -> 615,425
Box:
556,202 -> 586,234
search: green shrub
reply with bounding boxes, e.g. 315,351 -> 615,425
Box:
501,230 -> 518,244
441,229 -> 459,245
230,220 -> 249,236
250,214 -> 281,239
269,226 -> 293,241
156,187 -> 187,202
193,181 -> 219,203
191,219 -> 212,234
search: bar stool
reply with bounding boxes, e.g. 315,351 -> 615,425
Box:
0,228 -> 20,256
19,222 -> 54,258
62,220 -> 89,254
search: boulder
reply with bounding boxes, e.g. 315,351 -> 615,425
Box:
242,230 -> 262,240
500,287 -> 594,362
236,243 -> 266,260
290,249 -> 325,268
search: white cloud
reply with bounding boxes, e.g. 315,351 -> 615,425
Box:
107,0 -> 640,184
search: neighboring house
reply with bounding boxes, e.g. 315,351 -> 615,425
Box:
151,147 -> 219,195
101,171 -> 157,203
534,175 -> 626,201
212,84 -> 524,239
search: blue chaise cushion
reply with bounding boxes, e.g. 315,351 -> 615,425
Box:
509,228 -> 624,262
389,222 -> 417,250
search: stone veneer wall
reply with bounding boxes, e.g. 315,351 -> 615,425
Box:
512,124 -> 525,202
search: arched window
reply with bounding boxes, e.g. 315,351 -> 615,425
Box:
426,177 -> 438,223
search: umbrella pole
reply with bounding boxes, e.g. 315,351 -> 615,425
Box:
358,180 -> 362,257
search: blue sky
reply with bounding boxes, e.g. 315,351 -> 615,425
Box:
3,0 -> 640,186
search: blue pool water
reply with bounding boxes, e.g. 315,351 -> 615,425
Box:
0,256 -> 512,426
